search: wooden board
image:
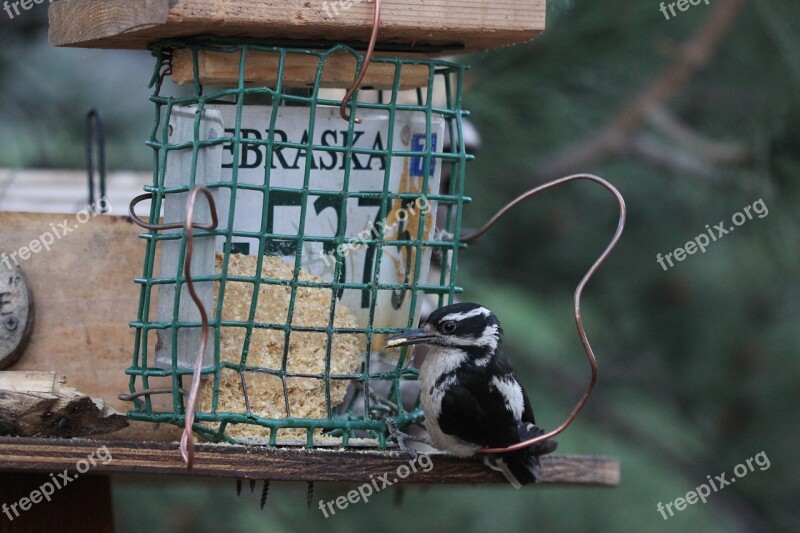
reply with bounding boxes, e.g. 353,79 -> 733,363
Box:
0,212 -> 179,442
0,438 -> 620,486
172,48 -> 431,89
49,0 -> 546,54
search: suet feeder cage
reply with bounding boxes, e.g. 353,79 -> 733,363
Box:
125,36 -> 470,449
0,0 -> 620,494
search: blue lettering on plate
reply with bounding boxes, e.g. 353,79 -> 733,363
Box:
410,133 -> 437,177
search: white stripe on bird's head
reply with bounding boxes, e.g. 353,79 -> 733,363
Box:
440,306 -> 492,322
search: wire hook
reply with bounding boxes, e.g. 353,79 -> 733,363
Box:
85,108 -> 107,212
340,0 -> 382,123
158,48 -> 173,86
465,174 -> 627,454
128,187 -> 219,468
179,186 -> 218,468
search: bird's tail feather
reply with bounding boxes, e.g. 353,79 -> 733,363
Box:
519,422 -> 558,459
484,424 -> 558,488
483,454 -> 527,489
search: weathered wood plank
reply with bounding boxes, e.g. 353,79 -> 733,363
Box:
49,0 -> 546,54
0,372 -> 128,438
0,212 -> 179,442
48,0 -> 170,48
0,437 -> 620,485
172,48 -> 431,89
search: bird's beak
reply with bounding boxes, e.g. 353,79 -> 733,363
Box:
385,327 -> 437,348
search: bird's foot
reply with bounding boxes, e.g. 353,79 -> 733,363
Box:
384,418 -> 428,459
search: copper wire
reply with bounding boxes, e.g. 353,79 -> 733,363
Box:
129,192 -> 216,232
179,186 -> 219,468
339,0 -> 382,123
464,174 -> 627,454
118,387 -> 188,402
128,187 -> 219,468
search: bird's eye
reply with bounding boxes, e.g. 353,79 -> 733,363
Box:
441,321 -> 457,334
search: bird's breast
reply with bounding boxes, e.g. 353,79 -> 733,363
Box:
418,346 -> 468,412
418,347 -> 480,457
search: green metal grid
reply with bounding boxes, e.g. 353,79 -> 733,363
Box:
125,37 -> 473,448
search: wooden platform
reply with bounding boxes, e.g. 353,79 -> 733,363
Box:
0,438 -> 619,485
0,207 -> 618,487
48,0 -> 546,54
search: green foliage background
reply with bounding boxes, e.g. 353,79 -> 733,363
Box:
1,1 -> 798,531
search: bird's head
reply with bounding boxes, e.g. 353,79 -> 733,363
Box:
386,302 -> 502,351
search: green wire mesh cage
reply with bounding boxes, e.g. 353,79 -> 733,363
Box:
124,37 -> 473,448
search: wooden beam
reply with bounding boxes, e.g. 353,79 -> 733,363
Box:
0,438 -> 620,486
48,0 -> 171,48
49,0 -> 546,54
172,49 -> 430,89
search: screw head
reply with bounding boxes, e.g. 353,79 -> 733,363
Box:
4,316 -> 18,331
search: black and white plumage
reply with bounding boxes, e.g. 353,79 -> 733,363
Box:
386,302 -> 557,487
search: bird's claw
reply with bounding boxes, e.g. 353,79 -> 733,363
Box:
384,418 -> 419,459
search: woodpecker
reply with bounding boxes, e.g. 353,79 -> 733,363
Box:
385,302 -> 557,487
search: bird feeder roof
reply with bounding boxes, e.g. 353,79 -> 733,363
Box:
48,0 -> 545,54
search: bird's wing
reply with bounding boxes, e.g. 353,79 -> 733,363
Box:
437,370 -> 522,448
519,378 -> 536,425
491,349 -> 537,425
